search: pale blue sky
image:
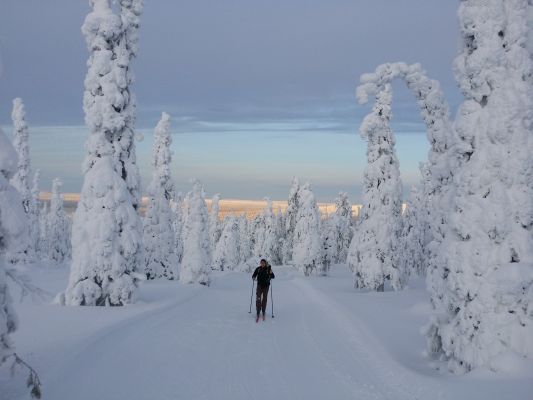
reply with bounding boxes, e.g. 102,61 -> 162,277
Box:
0,0 -> 461,201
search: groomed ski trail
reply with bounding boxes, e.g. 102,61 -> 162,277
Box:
41,267 -> 446,400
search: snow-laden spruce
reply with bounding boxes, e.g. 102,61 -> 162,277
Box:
143,112 -> 178,280
348,83 -> 405,291
293,183 -> 324,276
8,98 -> 34,264
116,0 -> 143,209
426,0 -> 533,373
282,177 -> 301,264
324,192 -> 353,267
252,198 -> 280,265
0,129 -> 24,362
29,170 -> 43,258
0,128 -> 41,398
37,200 -> 49,257
46,178 -> 71,264
322,217 -> 336,272
10,98 -> 31,215
170,193 -> 184,265
180,181 -> 211,285
237,214 -> 253,271
209,194 -> 222,260
213,216 -> 241,271
396,186 -> 427,277
65,0 -> 144,306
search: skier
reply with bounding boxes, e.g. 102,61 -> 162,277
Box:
252,259 -> 275,322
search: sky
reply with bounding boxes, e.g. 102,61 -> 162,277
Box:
0,0 -> 462,201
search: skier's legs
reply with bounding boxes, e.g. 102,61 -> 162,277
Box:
261,285 -> 269,314
255,284 -> 262,316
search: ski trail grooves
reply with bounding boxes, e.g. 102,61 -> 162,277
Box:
292,278 -> 448,400
41,271 -> 446,400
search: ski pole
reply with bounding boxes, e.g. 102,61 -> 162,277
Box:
249,279 -> 255,313
271,280 -> 274,318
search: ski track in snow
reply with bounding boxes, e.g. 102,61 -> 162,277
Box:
29,268 -> 448,400
6,266 -> 529,400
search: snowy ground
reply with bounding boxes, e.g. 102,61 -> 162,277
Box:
2,264 -> 532,400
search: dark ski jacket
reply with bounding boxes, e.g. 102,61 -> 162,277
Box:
252,265 -> 275,286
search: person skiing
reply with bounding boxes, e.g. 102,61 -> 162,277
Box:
252,259 -> 275,322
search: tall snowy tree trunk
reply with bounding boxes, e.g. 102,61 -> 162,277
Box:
426,0 -> 533,372
293,184 -> 324,276
282,177 -> 301,264
47,178 -> 71,264
8,98 -> 35,264
209,194 -> 221,260
143,112 -> 177,280
65,0 -> 144,306
180,181 -> 211,285
0,129 -> 24,363
348,83 -> 404,291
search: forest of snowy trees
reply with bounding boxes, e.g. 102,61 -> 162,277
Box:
0,0 -> 531,397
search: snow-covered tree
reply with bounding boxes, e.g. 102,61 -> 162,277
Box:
7,98 -> 34,264
65,0 -> 144,306
29,170 -> 42,258
348,83 -> 405,291
0,129 -> 41,398
356,62 -> 460,261
237,214 -> 253,271
213,216 -> 240,271
47,178 -> 71,264
180,180 -> 211,285
143,112 -> 177,280
282,177 -> 301,264
170,193 -> 184,264
396,186 -> 427,277
10,98 -> 31,214
275,206 -> 285,243
116,0 -> 143,210
209,194 -> 221,258
321,216 -> 337,271
426,0 -> 533,373
325,192 -> 354,266
252,198 -> 280,265
37,201 -> 49,257
0,130 -> 25,359
293,183 -> 324,276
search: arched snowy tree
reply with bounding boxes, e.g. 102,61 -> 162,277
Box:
282,177 -> 301,264
355,61 -> 465,295
213,216 -> 240,271
293,183 -> 324,276
8,98 -> 34,264
47,178 -> 71,264
65,0 -> 144,306
180,180 -> 211,285
426,0 -> 533,373
348,83 -> 405,291
143,112 -> 177,280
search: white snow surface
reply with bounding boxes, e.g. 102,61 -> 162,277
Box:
2,263 -> 532,400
